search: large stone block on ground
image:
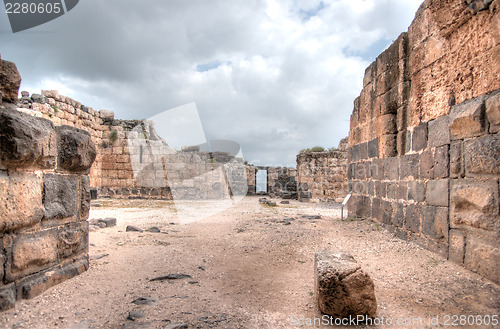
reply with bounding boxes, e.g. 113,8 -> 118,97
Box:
314,250 -> 377,318
0,57 -> 21,103
464,134 -> 500,176
0,108 -> 56,169
0,171 -> 43,232
449,96 -> 486,140
464,235 -> 500,284
56,125 -> 96,172
450,179 -> 499,234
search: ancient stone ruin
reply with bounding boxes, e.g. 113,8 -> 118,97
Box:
347,0 -> 499,284
0,0 -> 499,317
0,55 -> 96,310
297,138 -> 348,202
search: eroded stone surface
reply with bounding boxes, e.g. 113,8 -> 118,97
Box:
314,250 -> 377,318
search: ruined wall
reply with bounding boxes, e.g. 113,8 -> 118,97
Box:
347,0 -> 499,284
267,167 -> 297,199
297,138 -> 348,202
0,61 -> 96,309
18,90 -> 248,200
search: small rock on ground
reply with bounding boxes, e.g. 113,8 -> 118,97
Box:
164,323 -> 188,329
126,225 -> 144,232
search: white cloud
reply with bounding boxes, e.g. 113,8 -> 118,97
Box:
2,0 -> 423,166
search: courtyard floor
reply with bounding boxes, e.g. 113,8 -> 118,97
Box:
0,196 -> 498,329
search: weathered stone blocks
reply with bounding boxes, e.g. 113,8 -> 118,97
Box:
42,173 -> 79,221
6,230 -> 58,281
428,116 -> 450,148
450,179 -> 499,234
0,105 -> 95,311
464,235 -> 499,284
449,96 -> 486,140
0,56 -> 21,103
314,250 -> 377,318
464,134 -> 500,176
56,125 -> 96,173
0,171 -> 43,232
426,179 -> 449,207
485,91 -> 500,133
0,108 -> 56,169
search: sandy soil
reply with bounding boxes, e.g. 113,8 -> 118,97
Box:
1,196 -> 498,329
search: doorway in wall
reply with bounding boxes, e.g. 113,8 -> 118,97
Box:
256,169 -> 268,194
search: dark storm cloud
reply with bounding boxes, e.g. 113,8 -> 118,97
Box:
0,0 -> 422,166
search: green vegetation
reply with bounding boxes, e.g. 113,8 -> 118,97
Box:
109,130 -> 118,144
300,146 -> 325,153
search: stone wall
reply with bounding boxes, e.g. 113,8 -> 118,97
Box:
267,167 -> 297,199
297,138 -> 348,202
347,0 -> 499,284
0,63 -> 96,309
17,89 -> 249,200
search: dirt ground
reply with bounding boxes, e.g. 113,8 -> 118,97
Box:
1,196 -> 499,329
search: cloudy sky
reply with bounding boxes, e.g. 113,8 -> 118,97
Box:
1,0 -> 422,166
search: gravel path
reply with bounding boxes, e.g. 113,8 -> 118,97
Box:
1,196 -> 498,329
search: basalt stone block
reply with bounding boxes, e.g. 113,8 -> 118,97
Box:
464,235 -> 500,284
359,142 -> 368,160
449,141 -> 464,178
426,179 -> 449,207
486,90 -> 500,133
405,204 -> 421,233
0,284 -> 16,311
449,96 -> 486,140
397,131 -> 406,156
16,257 -> 88,300
449,229 -> 465,265
381,200 -> 393,225
450,179 -> 499,233
433,145 -> 449,179
384,157 -> 399,180
408,181 -> 425,203
392,202 -> 404,228
464,134 -> 500,176
372,198 -> 382,222
375,181 -> 387,198
405,130 -> 412,154
0,108 -> 56,169
0,58 -> 21,103
368,138 -> 379,158
420,150 -> 434,179
428,116 -> 450,148
371,158 -> 384,180
411,122 -> 428,151
43,173 -> 79,220
422,206 -> 448,240
379,134 -> 397,158
397,182 -> 408,200
80,176 -> 91,220
0,171 -> 43,232
399,154 -> 419,180
56,125 -> 96,173
314,250 -> 377,318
